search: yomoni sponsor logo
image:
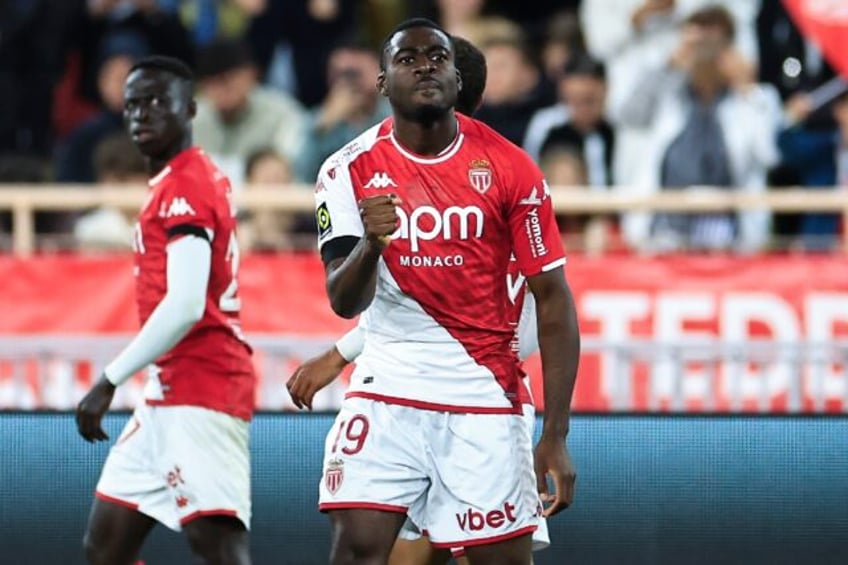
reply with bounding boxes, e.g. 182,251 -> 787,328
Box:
524,208 -> 548,258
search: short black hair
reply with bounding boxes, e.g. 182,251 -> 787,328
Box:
380,17 -> 452,71
562,54 -> 606,82
453,36 -> 486,115
129,55 -> 194,84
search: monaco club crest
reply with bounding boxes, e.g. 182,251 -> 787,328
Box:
468,159 -> 492,194
325,458 -> 344,495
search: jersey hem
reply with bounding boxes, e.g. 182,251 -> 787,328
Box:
345,391 -> 522,414
429,525 -> 538,548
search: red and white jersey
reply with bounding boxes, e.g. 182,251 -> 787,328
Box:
134,147 -> 255,421
315,114 -> 565,413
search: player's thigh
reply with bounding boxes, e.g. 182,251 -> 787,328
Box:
463,532 -> 533,565
424,412 -> 539,548
156,406 -> 252,530
329,508 -> 407,562
389,536 -> 452,565
84,496 -> 157,560
182,514 -> 250,564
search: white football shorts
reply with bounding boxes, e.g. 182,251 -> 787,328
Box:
95,403 -> 251,531
396,402 -> 550,552
318,397 -> 542,548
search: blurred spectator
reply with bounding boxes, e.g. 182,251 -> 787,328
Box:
0,0 -> 84,156
617,5 -> 780,253
541,144 -> 613,255
436,0 -> 486,40
539,10 -> 586,84
74,133 -> 145,251
294,42 -> 390,182
475,37 -> 553,147
246,0 -> 359,106
238,148 -> 315,251
56,36 -> 148,183
524,55 -> 615,188
79,1 -> 193,104
193,38 -> 307,187
580,0 -> 761,184
775,89 -> 848,250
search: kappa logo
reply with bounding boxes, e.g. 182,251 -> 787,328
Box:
364,172 -> 397,189
161,196 -> 196,218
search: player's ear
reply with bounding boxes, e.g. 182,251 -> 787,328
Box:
456,69 -> 463,92
187,98 -> 197,119
377,71 -> 387,97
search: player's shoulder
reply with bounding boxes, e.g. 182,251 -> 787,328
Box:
317,118 -> 393,181
459,114 -> 539,179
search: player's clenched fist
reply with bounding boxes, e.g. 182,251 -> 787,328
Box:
359,194 -> 402,248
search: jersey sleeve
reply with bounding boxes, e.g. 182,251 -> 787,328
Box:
506,151 -> 566,276
158,173 -> 217,236
314,157 -> 363,251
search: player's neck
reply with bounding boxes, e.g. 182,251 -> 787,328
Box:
147,137 -> 193,177
392,113 -> 458,156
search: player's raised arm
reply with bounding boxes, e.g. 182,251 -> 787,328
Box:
314,153 -> 401,318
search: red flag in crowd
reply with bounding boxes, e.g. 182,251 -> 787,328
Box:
783,0 -> 848,77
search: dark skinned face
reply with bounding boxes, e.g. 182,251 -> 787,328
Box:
123,69 -> 195,160
378,27 -> 461,123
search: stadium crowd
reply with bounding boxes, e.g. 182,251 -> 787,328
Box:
0,0 -> 844,253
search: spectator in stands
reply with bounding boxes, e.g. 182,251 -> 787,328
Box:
775,88 -> 848,250
74,133 -> 145,251
246,0 -> 359,107
524,55 -> 615,188
239,148 -> 315,252
193,38 -> 307,186
542,144 -> 616,255
617,5 -> 780,253
580,0 -> 761,185
474,37 -> 553,146
0,0 -> 81,157
294,42 -> 390,182
56,34 -> 148,183
539,10 -> 586,84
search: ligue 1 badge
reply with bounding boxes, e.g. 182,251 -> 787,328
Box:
468,159 -> 492,194
325,457 -> 344,495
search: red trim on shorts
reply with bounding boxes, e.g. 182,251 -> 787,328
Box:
451,548 -> 466,558
430,525 -> 537,549
345,392 -> 521,415
95,491 -> 139,511
319,502 -> 408,514
179,509 -> 238,525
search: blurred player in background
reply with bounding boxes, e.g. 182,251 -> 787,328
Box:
289,35 -> 550,565
311,18 -> 580,565
75,56 -> 255,565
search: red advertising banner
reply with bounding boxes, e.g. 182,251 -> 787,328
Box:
1,254 -> 847,413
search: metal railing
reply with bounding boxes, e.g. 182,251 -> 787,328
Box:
1,184 -> 847,255
0,335 -> 844,413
